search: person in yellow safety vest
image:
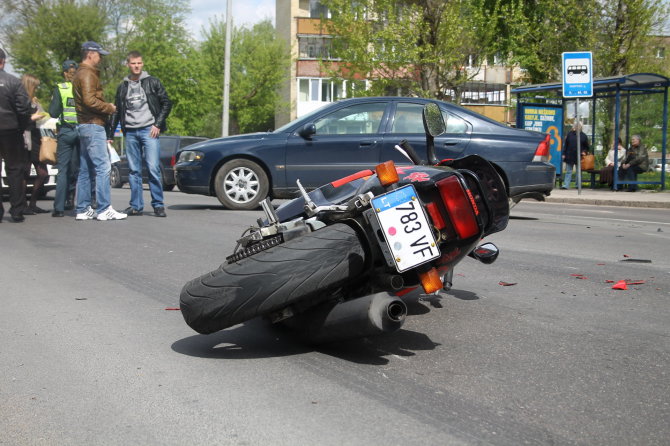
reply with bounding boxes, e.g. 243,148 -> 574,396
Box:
48,60 -> 82,217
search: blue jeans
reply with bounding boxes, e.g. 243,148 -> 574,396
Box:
562,163 -> 576,189
125,126 -> 164,210
53,126 -> 79,212
76,124 -> 111,213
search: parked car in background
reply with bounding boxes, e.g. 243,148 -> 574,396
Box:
175,97 -> 555,210
1,160 -> 57,196
111,135 -> 208,190
649,157 -> 669,173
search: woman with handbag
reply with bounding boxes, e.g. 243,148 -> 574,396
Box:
20,74 -> 50,214
561,122 -> 590,189
618,135 -> 649,192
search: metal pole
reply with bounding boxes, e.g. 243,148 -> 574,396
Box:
222,0 -> 232,137
576,98 -> 582,194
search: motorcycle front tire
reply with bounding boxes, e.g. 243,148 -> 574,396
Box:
180,223 -> 367,334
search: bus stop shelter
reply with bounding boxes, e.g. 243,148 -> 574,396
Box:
512,73 -> 669,190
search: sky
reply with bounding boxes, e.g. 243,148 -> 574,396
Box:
3,0 -> 275,75
187,0 -> 275,39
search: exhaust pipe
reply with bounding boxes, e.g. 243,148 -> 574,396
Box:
285,292 -> 407,344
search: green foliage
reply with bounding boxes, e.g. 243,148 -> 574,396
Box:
199,19 -> 290,136
2,0 -> 288,137
122,12 -> 206,135
7,0 -> 106,102
324,0 -> 504,100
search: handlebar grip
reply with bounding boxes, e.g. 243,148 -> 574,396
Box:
397,139 -> 424,165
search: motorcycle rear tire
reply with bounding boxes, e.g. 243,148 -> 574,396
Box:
180,223 -> 367,334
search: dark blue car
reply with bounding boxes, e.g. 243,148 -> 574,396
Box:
175,97 -> 555,210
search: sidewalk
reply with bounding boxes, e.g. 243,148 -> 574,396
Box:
544,187 -> 670,208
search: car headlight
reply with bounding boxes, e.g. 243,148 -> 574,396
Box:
178,150 -> 204,163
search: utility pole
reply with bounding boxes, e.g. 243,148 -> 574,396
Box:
222,0 -> 232,137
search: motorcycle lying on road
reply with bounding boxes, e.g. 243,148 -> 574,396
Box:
180,103 -> 509,343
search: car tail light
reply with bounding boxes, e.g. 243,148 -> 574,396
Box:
533,134 -> 551,162
171,155 -> 176,167
436,175 -> 480,239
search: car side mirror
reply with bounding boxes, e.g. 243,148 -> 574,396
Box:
423,103 -> 446,137
299,123 -> 316,139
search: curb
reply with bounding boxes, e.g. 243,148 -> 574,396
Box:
544,191 -> 670,209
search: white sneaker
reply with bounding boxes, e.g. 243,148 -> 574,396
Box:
96,206 -> 127,221
75,206 -> 97,221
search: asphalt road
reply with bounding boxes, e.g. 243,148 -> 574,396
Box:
1,189 -> 668,445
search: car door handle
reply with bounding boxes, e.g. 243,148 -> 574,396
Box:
443,141 -> 459,146
359,140 -> 377,148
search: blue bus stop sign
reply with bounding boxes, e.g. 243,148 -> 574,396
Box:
562,52 -> 593,98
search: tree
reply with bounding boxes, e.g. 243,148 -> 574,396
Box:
199,19 -> 290,136
322,0 -> 506,101
4,0 -> 106,100
122,8 -> 205,135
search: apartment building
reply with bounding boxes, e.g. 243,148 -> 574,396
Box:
275,0 -> 524,127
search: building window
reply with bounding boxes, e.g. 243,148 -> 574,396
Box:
298,36 -> 333,59
309,0 -> 331,18
297,78 -> 349,103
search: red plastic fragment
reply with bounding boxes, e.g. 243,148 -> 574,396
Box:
165,307 -> 181,311
498,281 -> 517,286
626,280 -> 645,285
612,280 -> 628,290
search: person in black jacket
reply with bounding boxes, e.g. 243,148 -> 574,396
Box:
108,51 -> 172,217
561,122 -> 590,189
0,48 -> 32,222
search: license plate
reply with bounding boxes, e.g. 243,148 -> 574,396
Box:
372,185 -> 440,272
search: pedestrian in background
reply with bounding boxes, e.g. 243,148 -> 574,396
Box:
109,50 -> 172,217
72,41 -> 126,221
600,137 -> 626,189
561,122 -> 590,190
49,60 -> 81,217
0,48 -> 32,223
20,73 -> 51,214
618,135 -> 649,192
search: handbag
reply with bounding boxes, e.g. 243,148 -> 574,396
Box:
39,136 -> 58,164
581,153 -> 595,171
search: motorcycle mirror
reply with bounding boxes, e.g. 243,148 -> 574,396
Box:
422,103 -> 446,137
422,103 -> 444,165
468,242 -> 499,265
299,123 -> 316,139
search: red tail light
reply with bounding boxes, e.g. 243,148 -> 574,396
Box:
436,176 -> 480,239
533,134 -> 551,162
171,155 -> 176,167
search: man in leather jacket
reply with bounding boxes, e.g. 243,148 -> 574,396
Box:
73,41 -> 126,221
109,50 -> 172,217
0,48 -> 32,222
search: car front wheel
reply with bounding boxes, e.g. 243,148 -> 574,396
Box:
214,159 -> 269,210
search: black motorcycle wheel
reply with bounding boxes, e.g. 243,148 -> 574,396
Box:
180,223 -> 367,334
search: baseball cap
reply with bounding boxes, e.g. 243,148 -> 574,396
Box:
81,41 -> 110,56
62,60 -> 78,71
